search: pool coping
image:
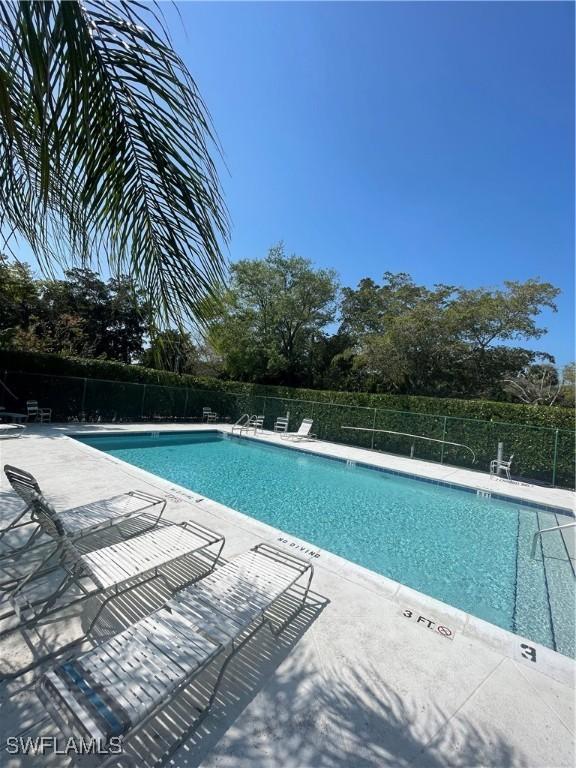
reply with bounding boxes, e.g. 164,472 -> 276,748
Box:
66,427 -> 575,683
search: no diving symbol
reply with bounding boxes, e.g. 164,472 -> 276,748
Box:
401,608 -> 455,640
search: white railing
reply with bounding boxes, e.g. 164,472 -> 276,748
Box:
531,521 -> 576,558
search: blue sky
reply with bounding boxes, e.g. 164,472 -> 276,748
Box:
166,0 -> 575,365
16,1 -> 575,365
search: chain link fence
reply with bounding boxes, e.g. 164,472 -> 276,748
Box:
1,369 -> 574,489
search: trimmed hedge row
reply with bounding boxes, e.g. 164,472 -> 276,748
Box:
0,349 -> 574,488
0,348 -> 573,429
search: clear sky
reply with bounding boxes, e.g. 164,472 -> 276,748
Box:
14,1 -> 575,365
164,0 -> 574,365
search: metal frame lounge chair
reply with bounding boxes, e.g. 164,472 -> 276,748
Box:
0,465 -> 166,562
281,418 -> 316,441
0,424 -> 25,439
36,543 -> 312,762
489,454 -> 514,480
0,514 -> 225,649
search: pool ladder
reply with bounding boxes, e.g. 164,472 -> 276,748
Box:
231,414 -> 250,433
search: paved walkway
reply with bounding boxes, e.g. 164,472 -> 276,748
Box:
0,424 -> 574,768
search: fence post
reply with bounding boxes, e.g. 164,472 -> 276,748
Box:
440,416 -> 447,464
552,429 -> 559,488
184,389 -> 189,420
81,378 -> 87,414
371,408 -> 376,450
140,384 -> 146,420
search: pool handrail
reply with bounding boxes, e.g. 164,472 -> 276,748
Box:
231,413 -> 251,432
531,521 -> 576,560
341,426 -> 476,462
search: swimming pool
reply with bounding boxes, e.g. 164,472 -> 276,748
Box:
74,430 -> 575,656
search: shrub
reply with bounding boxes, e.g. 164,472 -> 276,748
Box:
1,348 -> 573,487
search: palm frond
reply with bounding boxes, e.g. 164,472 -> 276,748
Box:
0,0 -> 229,324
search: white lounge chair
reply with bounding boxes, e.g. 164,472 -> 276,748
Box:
489,454 -> 514,480
0,424 -> 25,439
36,543 -> 313,757
0,465 -> 166,561
0,514 -> 225,645
281,418 -> 316,441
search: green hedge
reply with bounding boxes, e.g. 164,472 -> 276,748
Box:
0,348 -> 572,429
1,348 -> 574,488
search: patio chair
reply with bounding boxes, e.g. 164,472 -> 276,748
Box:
274,415 -> 289,433
202,407 -> 218,423
26,400 -> 52,423
0,465 -> 166,563
36,543 -> 313,756
489,454 -> 514,480
0,515 -> 225,649
281,418 -> 316,441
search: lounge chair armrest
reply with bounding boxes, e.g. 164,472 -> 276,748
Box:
252,541 -> 314,577
127,490 -> 166,507
178,519 -> 225,547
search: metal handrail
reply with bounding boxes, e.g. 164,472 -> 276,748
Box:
231,413 -> 250,433
341,426 -> 476,462
531,521 -> 576,558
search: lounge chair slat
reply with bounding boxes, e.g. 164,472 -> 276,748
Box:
38,544 -> 313,749
135,614 -> 220,669
43,670 -> 106,742
57,493 -> 163,536
85,635 -> 180,716
167,596 -> 244,644
80,526 -> 209,588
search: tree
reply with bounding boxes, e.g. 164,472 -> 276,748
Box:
0,254 -> 39,346
0,261 -> 149,362
210,244 -> 338,384
140,329 -> 200,375
339,273 -> 560,398
0,1 -> 229,324
445,279 -> 559,353
558,363 -> 576,408
503,364 -> 562,406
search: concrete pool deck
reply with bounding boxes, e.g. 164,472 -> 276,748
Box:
0,423 -> 574,768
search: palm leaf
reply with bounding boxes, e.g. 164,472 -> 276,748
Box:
0,0 -> 229,324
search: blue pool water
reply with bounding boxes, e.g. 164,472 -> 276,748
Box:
74,431 -> 575,655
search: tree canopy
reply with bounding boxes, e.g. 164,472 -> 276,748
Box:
339,273 -> 560,399
0,251 -> 569,405
209,244 -> 338,384
0,0 -> 228,324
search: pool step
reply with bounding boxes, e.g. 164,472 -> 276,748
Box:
537,511 -> 576,658
514,510 -> 555,649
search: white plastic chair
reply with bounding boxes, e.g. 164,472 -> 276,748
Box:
26,400 -> 52,423
490,454 -> 514,480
